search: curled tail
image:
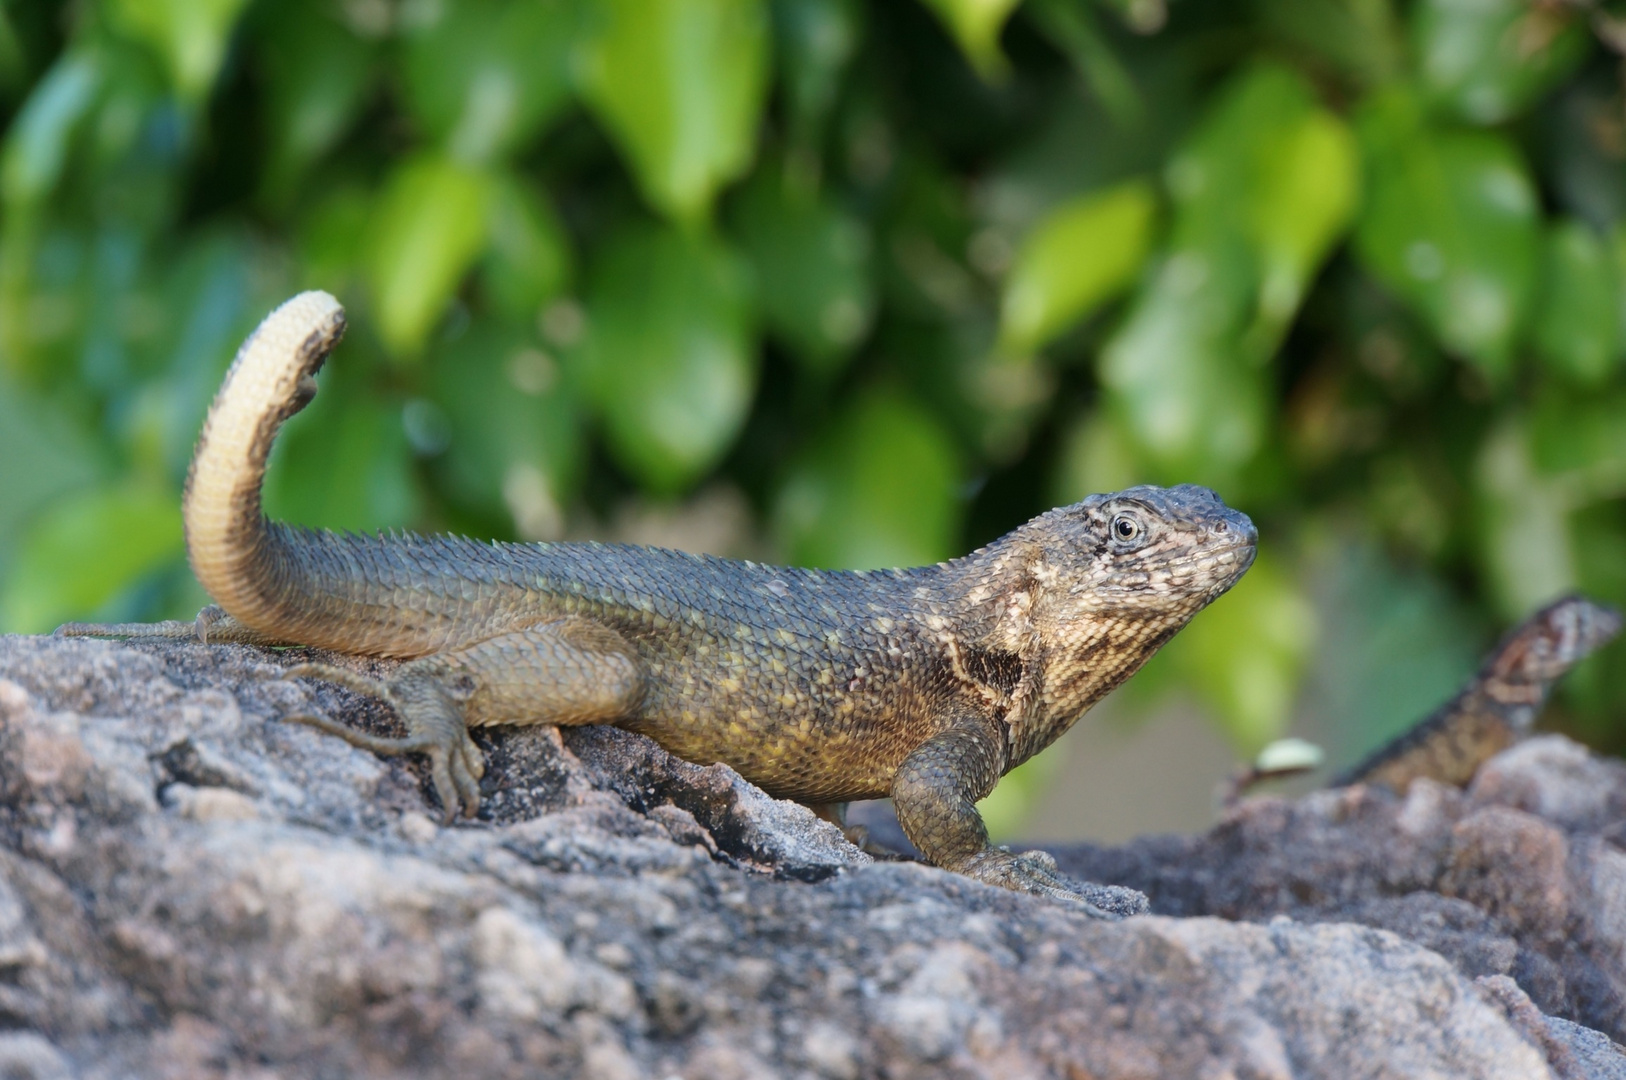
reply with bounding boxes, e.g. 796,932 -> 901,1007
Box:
183,291 -> 347,642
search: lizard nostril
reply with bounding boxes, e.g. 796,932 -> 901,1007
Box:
1213,521 -> 1228,534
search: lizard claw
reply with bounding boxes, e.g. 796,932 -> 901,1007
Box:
958,848 -> 1149,919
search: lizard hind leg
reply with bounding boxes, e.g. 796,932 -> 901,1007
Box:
279,661 -> 484,822
278,619 -> 645,823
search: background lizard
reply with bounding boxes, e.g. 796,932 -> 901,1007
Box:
1225,594 -> 1623,802
1336,594 -> 1622,791
61,291 -> 1258,915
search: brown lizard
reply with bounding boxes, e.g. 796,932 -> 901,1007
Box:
61,291 -> 1258,915
1335,594 -> 1622,792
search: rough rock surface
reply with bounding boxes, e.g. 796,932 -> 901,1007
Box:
1050,733 -> 1626,1052
0,634 -> 1622,1079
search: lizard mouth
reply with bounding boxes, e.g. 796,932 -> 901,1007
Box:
1135,537 -> 1257,594
1186,539 -> 1257,580
1208,538 -> 1258,564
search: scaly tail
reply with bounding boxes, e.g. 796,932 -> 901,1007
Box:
59,296 -> 348,647
180,292 -> 536,658
182,292 -> 351,645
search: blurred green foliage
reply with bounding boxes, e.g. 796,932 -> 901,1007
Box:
3,0 -> 1626,829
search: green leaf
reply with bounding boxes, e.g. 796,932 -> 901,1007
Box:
1099,243 -> 1267,485
1295,540 -> 1482,769
401,0 -> 576,164
106,0 -> 252,100
298,185 -> 372,293
1353,90 -> 1539,382
480,173 -> 573,321
916,0 -> 1022,80
429,323 -> 583,538
0,49 -> 102,210
1091,66 -> 1356,486
580,224 -> 756,492
977,746 -> 1063,842
997,179 -> 1155,356
771,0 -> 861,140
773,387 -> 960,570
1572,506 -> 1626,633
1,484 -> 182,633
366,154 -> 494,358
1413,0 -> 1589,125
1024,0 -> 1142,126
1244,108 -> 1359,335
1528,388 -> 1626,508
731,169 -> 874,374
0,7 -> 23,97
1616,226 -> 1626,345
1049,407 -> 1144,505
0,374 -> 101,557
134,234 -> 263,478
1160,552 -> 1316,756
261,0 -> 375,194
1475,417 -> 1576,618
576,0 -> 770,225
1250,0 -> 1404,90
1165,64 -> 1359,352
1532,220 -> 1622,386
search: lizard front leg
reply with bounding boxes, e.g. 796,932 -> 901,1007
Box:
891,722 -> 1148,918
283,617 -> 646,821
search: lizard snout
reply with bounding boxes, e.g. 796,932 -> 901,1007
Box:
1210,507 -> 1257,547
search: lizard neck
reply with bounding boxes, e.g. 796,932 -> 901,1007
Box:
935,535 -> 1184,769
1000,613 -> 1179,769
1037,616 -> 1178,719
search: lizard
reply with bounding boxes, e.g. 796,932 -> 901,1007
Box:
1333,594 -> 1621,792
59,291 -> 1258,915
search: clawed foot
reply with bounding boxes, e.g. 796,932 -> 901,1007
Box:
279,662 -> 484,823
958,847 -> 1149,919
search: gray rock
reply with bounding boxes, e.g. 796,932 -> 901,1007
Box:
1477,974 -> 1626,1080
1051,735 -> 1626,1051
1549,1017 -> 1626,1080
0,633 -> 1618,1078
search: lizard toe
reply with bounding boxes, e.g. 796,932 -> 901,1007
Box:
462,730 -> 485,782
957,848 -> 1149,919
424,745 -> 462,825
379,713 -> 483,822
279,710 -> 432,755
449,737 -> 485,818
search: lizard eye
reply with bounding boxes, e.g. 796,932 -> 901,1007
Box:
1111,514 -> 1142,542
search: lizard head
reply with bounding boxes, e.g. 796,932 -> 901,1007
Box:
972,483 -> 1256,758
1027,483 -> 1257,633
